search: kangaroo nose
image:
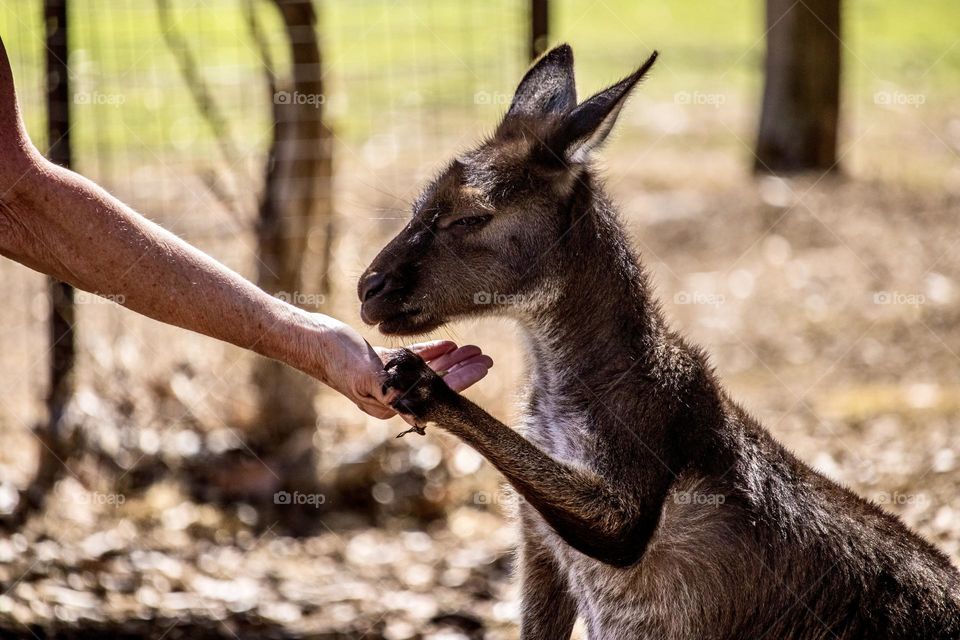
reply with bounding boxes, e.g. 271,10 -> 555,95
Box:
359,271 -> 389,302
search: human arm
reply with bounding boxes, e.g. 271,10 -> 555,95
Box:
0,39 -> 490,419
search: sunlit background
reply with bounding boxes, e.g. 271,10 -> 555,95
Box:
0,1 -> 958,637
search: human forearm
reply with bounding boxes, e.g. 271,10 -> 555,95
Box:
0,155 -> 315,371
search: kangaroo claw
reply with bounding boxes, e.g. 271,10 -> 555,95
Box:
396,424 -> 427,438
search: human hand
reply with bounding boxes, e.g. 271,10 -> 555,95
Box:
376,340 -> 493,394
375,340 -> 494,427
306,315 -> 492,419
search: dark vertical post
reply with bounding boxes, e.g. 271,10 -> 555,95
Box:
44,0 -> 75,454
754,0 -> 841,173
530,0 -> 549,60
12,0 -> 78,525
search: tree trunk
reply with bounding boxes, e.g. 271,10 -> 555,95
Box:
251,0 -> 333,450
754,0 -> 841,174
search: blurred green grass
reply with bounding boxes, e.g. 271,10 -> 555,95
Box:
0,0 -> 957,170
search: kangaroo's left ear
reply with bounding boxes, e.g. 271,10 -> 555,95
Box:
551,51 -> 658,164
506,43 -> 577,119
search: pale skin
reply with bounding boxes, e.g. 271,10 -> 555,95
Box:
0,40 -> 491,420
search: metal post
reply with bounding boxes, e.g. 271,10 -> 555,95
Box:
44,0 -> 75,443
530,0 -> 549,60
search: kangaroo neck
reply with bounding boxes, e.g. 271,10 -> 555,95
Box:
518,194 -> 662,394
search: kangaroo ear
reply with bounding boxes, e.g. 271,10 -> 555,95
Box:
552,51 -> 658,164
506,44 -> 576,118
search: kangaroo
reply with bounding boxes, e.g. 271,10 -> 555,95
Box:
358,45 -> 960,639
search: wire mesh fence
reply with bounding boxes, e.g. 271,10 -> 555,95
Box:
2,0 -> 958,451
0,0 -> 528,433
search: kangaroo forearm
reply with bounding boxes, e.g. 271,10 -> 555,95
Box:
0,158 -> 314,370
439,395 -> 649,565
443,398 -> 583,494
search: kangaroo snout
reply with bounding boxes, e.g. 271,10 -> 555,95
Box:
358,260 -> 439,335
358,271 -> 388,302
357,268 -> 406,327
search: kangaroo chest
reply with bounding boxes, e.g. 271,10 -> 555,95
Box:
517,389 -> 697,638
521,394 -> 597,466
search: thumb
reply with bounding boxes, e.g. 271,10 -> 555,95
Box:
359,363 -> 397,408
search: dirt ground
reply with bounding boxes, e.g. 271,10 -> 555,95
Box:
0,98 -> 959,638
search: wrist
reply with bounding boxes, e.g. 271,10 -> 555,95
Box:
255,300 -> 331,381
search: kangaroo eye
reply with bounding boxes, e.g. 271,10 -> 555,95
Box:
452,214 -> 492,228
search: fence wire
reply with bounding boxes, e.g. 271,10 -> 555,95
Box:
0,0 -> 526,431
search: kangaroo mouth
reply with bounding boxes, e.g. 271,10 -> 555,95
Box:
361,303 -> 442,336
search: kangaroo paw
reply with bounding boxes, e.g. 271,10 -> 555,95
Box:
382,348 -> 452,423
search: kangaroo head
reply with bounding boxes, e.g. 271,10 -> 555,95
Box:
359,45 -> 658,335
